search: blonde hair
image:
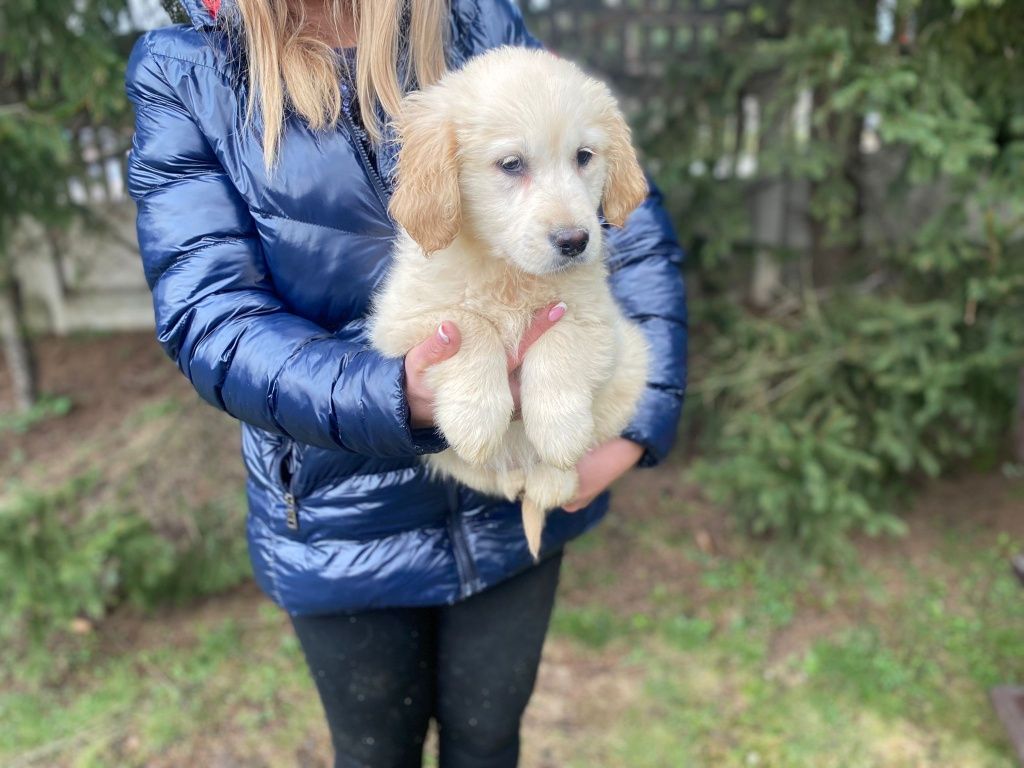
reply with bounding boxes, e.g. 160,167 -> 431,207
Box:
232,0 -> 449,168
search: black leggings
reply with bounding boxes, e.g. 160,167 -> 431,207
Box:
290,550 -> 563,768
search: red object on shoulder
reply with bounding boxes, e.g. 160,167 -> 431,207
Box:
202,0 -> 221,16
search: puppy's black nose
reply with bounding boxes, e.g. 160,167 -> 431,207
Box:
550,227 -> 589,258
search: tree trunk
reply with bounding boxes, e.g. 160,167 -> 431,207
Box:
750,248 -> 783,309
0,277 -> 36,413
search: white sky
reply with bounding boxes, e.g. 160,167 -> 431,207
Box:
125,0 -> 172,30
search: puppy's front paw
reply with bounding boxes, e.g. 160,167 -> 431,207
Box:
524,463 -> 579,510
435,394 -> 514,465
524,401 -> 594,469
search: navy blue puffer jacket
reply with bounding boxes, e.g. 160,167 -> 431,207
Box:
125,0 -> 687,615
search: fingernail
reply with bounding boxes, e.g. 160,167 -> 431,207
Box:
437,322 -> 451,344
548,302 -> 567,322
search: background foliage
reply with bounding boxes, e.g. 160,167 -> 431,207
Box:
638,0 -> 1024,554
0,384 -> 251,680
0,0 -> 131,253
0,0 -> 135,413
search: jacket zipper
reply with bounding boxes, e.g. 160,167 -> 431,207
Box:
284,490 -> 298,531
339,105 -> 391,215
445,479 -> 480,598
276,440 -> 300,532
341,78 -> 480,588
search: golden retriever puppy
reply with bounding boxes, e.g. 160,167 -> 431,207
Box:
369,46 -> 650,558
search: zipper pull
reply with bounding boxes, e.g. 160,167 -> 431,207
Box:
284,492 -> 298,531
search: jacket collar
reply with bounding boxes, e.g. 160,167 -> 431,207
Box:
178,0 -> 221,29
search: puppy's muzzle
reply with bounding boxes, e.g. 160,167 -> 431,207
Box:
550,227 -> 589,258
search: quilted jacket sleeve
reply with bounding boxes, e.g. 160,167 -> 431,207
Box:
125,34 -> 445,458
604,179 -> 688,468
489,0 -> 689,467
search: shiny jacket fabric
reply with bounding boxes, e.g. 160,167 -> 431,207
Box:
125,0 -> 688,615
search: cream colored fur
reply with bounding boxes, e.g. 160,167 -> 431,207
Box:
368,47 -> 650,559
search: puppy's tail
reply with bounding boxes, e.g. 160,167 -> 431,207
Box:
521,497 -> 547,562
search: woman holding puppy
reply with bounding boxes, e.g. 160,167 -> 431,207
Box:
126,0 -> 687,765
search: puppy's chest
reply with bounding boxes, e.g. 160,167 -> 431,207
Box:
379,246 -> 607,353
465,266 -> 578,342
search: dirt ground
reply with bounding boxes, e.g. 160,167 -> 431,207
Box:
3,331 -> 1023,767
0,332 -> 184,476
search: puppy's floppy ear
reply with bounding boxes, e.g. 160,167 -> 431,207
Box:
389,89 -> 461,254
602,106 -> 648,228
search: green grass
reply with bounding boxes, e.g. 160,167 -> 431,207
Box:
549,499 -> 1024,768
1,386 -> 1021,766
1,607 -> 326,767
2,507 -> 1020,767
0,394 -> 71,435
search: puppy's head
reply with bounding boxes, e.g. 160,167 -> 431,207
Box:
388,47 -> 647,272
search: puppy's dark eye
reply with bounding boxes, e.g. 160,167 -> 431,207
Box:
576,148 -> 594,168
498,155 -> 525,175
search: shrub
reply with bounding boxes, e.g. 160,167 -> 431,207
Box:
692,296 -> 1020,553
639,0 -> 1024,551
0,471 -> 250,663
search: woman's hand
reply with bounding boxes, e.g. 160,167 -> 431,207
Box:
404,302 -> 567,429
562,437 -> 645,512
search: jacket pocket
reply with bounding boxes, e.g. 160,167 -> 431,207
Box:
272,438 -> 302,531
